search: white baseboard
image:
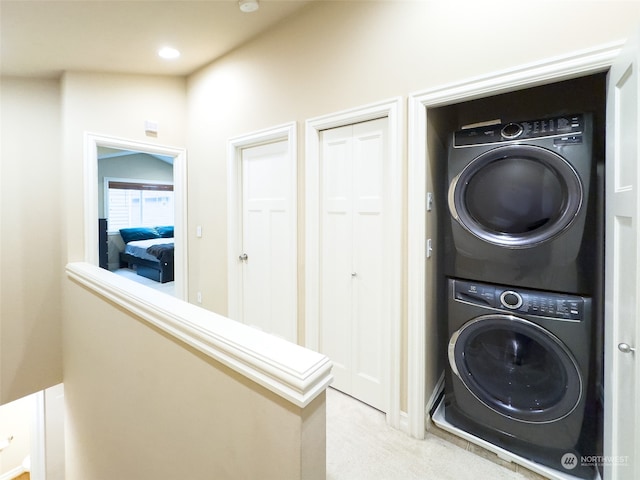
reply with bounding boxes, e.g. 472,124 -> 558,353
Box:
0,465 -> 26,480
398,410 -> 410,434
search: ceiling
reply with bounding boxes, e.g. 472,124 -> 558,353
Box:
0,0 -> 313,78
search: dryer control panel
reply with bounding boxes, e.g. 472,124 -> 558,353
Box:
454,113 -> 584,147
452,279 -> 587,321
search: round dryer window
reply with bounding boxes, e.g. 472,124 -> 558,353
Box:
448,315 -> 583,423
448,145 -> 583,248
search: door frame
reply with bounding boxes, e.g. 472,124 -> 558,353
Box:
226,122 -> 297,335
83,133 -> 188,300
407,41 -> 623,439
305,98 -> 403,428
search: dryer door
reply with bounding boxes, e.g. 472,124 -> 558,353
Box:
448,314 -> 582,423
448,145 -> 583,248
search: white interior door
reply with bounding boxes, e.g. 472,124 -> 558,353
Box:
240,140 -> 296,343
320,118 -> 388,412
604,29 -> 640,480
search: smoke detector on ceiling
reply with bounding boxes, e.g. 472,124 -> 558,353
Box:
239,0 -> 260,13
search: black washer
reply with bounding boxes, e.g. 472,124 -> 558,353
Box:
444,278 -> 595,479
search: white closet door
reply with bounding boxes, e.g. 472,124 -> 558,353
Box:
320,127 -> 353,390
320,118 -> 387,412
604,29 -> 640,480
241,140 -> 296,342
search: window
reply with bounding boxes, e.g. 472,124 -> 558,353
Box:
107,180 -> 174,231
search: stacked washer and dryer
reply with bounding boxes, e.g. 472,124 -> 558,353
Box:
441,113 -> 602,479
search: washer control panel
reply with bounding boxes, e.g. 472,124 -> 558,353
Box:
454,113 -> 584,147
452,279 -> 586,321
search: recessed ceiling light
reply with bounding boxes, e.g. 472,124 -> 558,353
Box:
158,47 -> 180,60
239,0 -> 259,13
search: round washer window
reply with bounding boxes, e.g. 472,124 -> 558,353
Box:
449,145 -> 583,248
449,315 -> 582,423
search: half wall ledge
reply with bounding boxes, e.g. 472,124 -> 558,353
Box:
65,262 -> 333,408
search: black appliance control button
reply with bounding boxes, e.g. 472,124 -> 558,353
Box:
501,122 -> 524,139
500,290 -> 523,310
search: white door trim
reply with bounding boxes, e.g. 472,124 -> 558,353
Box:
407,41 -> 623,439
305,98 -> 403,429
31,390 -> 46,480
227,122 -> 297,331
83,133 -> 188,300
603,31 -> 640,480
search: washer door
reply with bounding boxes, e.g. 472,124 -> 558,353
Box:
448,145 -> 583,248
448,314 -> 582,423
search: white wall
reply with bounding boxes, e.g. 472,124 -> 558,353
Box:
0,71 -> 186,403
58,70 -> 326,480
187,0 -> 640,313
62,278 -> 325,480
61,71 -> 187,264
0,393 -> 33,476
3,2 -> 640,478
186,0 -> 640,407
0,77 -> 63,404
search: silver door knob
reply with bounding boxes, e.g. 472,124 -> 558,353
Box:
618,343 -> 636,354
239,253 -> 248,262
351,272 -> 357,277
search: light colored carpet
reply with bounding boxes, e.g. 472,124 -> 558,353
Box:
112,268 -> 175,296
326,388 -> 536,480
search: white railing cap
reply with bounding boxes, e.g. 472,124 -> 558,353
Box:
66,262 -> 332,407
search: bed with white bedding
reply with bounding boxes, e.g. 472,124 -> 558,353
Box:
118,226 -> 175,283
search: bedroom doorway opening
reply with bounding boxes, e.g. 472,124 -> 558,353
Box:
84,133 -> 187,300
99,148 -> 176,296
